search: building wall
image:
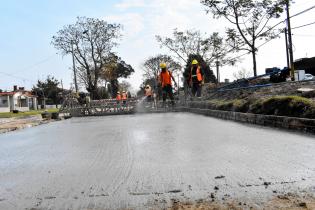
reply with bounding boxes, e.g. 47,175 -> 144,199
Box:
0,107 -> 10,113
294,57 -> 315,75
14,107 -> 30,112
29,97 -> 38,110
0,96 -> 10,113
10,93 -> 30,112
0,92 -> 38,112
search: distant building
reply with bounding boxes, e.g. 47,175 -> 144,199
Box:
294,57 -> 315,75
0,86 -> 37,113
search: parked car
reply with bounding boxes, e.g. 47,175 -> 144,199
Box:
304,73 -> 314,80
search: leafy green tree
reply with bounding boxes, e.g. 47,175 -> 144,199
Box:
184,54 -> 217,85
32,76 -> 62,105
201,0 -> 288,76
100,53 -> 134,98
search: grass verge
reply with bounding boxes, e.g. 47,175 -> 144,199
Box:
0,108 -> 59,118
203,95 -> 315,119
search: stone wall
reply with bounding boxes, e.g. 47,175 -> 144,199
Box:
203,80 -> 315,100
178,104 -> 315,134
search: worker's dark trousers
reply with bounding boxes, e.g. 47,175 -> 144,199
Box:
192,83 -> 202,97
162,85 -> 175,105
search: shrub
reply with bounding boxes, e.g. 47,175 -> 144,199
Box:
249,96 -> 315,118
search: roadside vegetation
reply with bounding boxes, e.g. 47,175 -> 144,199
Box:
200,96 -> 315,119
0,108 -> 59,118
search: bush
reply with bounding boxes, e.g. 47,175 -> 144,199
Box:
249,96 -> 315,118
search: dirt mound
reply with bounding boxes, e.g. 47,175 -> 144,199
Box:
168,194 -> 315,210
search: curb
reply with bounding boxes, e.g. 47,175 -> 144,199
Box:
177,107 -> 315,135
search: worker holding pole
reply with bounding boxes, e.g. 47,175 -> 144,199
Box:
158,63 -> 177,107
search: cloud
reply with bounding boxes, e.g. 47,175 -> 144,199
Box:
104,13 -> 144,38
115,0 -> 146,10
110,0 -> 233,89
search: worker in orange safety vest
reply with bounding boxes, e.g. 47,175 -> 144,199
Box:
121,91 -> 127,105
116,91 -> 121,101
188,59 -> 204,98
159,63 -> 177,106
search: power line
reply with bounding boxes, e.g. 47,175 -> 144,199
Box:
290,5 -> 315,19
227,5 -> 315,61
11,53 -> 58,74
0,71 -> 36,83
253,4 -> 315,43
292,21 -> 315,30
257,32 -> 283,49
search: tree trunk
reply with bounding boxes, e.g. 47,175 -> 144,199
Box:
252,50 -> 257,77
90,86 -> 98,100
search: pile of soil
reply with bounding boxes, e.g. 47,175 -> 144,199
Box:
168,194 -> 315,210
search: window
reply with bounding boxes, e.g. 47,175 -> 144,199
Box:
0,98 -> 8,107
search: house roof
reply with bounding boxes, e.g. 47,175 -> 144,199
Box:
0,91 -> 36,97
0,92 -> 15,96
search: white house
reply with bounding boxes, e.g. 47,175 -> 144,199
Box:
0,86 -> 38,113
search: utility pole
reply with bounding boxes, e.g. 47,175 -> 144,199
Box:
177,73 -> 180,97
286,0 -> 295,81
284,28 -> 290,69
71,41 -> 79,93
216,60 -> 220,84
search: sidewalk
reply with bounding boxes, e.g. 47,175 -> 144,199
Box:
0,115 -> 45,134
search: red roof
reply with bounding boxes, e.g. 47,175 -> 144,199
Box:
0,92 -> 14,96
0,91 -> 36,97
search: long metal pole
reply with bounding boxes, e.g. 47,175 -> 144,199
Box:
177,73 -> 180,97
284,28 -> 290,69
216,60 -> 220,84
286,0 -> 295,81
71,42 -> 79,93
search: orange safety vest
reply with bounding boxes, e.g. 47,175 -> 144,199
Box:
116,94 -> 121,101
122,93 -> 127,100
159,70 -> 172,87
191,66 -> 203,82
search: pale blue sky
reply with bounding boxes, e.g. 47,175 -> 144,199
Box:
1,0 -> 315,92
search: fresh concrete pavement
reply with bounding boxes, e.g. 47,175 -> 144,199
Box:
0,113 -> 315,209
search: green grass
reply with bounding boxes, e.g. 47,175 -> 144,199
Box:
204,95 -> 315,118
0,108 -> 59,118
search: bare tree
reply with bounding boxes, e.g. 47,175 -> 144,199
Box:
201,0 -> 287,76
142,54 -> 181,81
52,17 -> 122,99
119,80 -> 132,92
156,29 -> 236,67
233,68 -> 253,80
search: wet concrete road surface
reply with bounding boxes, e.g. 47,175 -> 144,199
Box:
0,113 -> 315,209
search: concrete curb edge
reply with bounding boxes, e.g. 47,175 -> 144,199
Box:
176,106 -> 315,135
